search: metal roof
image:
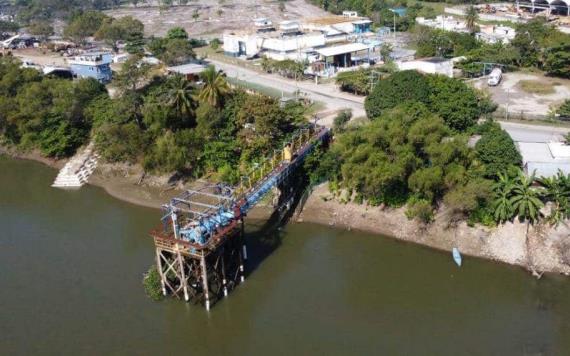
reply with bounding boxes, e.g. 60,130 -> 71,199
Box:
167,63 -> 207,75
316,43 -> 369,57
518,141 -> 570,177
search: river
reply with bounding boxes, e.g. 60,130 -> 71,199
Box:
1,155 -> 570,355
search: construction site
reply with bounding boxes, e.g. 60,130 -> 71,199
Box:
447,2 -> 570,33
105,0 -> 329,38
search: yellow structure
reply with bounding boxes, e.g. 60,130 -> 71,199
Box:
283,145 -> 292,162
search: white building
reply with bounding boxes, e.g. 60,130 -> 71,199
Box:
416,15 -> 468,32
476,25 -> 516,44
223,29 -> 325,61
302,15 -> 373,44
396,57 -> 454,77
416,15 -> 516,44
223,14 -> 373,62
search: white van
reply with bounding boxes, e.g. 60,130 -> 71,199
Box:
487,68 -> 502,86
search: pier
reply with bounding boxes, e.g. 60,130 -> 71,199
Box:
151,124 -> 330,309
52,143 -> 99,188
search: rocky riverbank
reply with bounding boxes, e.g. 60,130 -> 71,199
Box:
299,183 -> 570,276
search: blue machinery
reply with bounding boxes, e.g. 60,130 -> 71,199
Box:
158,124 -> 330,250
151,124 -> 330,308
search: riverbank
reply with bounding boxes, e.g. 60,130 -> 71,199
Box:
0,145 -> 180,209
299,183 -> 570,276
3,147 -> 569,275
0,146 -> 274,219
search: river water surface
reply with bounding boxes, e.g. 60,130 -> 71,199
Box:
1,156 -> 570,355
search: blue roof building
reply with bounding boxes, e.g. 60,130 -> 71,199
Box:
69,52 -> 112,83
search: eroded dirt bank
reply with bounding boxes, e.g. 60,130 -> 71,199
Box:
299,183 -> 570,276
4,147 -> 569,275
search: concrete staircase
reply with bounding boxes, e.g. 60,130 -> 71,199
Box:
52,143 -> 99,188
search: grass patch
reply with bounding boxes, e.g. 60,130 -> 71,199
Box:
518,80 -> 555,95
407,0 -> 447,15
227,77 -> 289,98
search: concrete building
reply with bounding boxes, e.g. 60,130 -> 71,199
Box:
416,15 -> 468,32
476,24 -> 516,44
416,15 -> 516,44
396,57 -> 454,77
68,51 -> 112,83
302,15 -> 372,44
223,29 -> 325,61
223,13 -> 373,62
518,141 -> 570,177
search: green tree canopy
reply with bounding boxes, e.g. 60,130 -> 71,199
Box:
475,122 -> 521,178
64,11 -> 109,43
95,16 -> 144,52
364,70 -> 430,119
166,26 -> 189,40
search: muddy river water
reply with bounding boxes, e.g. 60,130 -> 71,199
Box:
1,156 -> 569,355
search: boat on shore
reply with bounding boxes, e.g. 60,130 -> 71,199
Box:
453,248 -> 462,267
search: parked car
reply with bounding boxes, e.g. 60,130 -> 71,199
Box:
487,68 -> 502,86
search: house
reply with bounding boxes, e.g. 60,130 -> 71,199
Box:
517,141 -> 570,177
68,51 -> 112,83
396,57 -> 454,77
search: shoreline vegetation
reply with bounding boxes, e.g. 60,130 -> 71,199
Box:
1,4 -> 569,278
3,147 -> 570,276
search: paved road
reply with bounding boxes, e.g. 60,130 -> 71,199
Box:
207,58 -> 367,122
208,58 -> 570,141
498,121 -> 569,143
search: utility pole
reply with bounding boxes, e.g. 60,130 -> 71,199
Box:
505,87 -> 510,120
393,11 -> 396,39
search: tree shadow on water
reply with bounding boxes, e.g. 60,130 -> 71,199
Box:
242,181 -> 307,276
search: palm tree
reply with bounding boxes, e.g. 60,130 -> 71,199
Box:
198,66 -> 229,108
510,171 -> 543,268
168,75 -> 195,118
492,172 -> 515,223
465,5 -> 479,34
537,170 -> 570,226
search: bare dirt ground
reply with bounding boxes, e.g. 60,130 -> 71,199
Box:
472,72 -> 570,119
106,0 -> 330,38
8,48 -> 68,67
300,183 -> 570,276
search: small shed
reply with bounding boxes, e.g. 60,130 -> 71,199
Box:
167,63 -> 208,81
316,43 -> 370,68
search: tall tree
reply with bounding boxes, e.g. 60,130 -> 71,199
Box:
28,21 -> 54,42
95,16 -> 144,52
465,5 -> 479,34
492,172 -> 515,223
510,171 -> 544,268
167,75 -> 196,120
537,171 -> 570,226
198,66 -> 229,108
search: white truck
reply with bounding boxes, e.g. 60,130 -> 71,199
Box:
487,68 -> 502,86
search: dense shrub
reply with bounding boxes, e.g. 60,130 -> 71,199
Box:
364,70 -> 430,119
365,70 -> 484,131
0,58 -> 106,158
475,122 -> 522,178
